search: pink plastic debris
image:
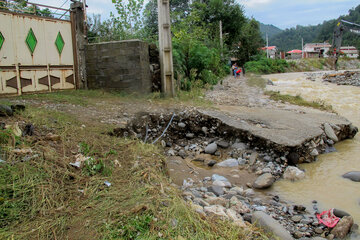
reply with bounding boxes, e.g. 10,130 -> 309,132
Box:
316,208 -> 340,228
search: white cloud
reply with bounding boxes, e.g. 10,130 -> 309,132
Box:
238,0 -> 276,8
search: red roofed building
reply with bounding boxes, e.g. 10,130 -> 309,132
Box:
340,46 -> 359,58
261,46 -> 277,59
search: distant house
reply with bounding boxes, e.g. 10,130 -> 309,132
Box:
303,43 -> 332,58
261,46 -> 277,59
340,46 -> 359,58
287,49 -> 302,59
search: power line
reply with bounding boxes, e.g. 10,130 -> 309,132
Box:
54,0 -> 69,13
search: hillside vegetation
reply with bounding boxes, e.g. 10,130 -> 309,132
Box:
269,4 -> 360,51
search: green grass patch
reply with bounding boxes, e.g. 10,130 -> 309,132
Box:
265,91 -> 333,111
0,104 -> 272,239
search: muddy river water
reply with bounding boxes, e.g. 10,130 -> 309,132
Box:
264,71 -> 360,225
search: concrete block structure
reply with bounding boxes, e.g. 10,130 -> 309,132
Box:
85,40 -> 151,93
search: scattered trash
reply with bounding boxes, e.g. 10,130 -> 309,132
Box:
45,133 -> 61,141
69,154 -> 90,168
12,148 -> 32,155
6,122 -> 22,137
11,104 -> 25,113
22,154 -> 39,162
22,123 -> 34,136
114,159 -> 121,167
0,159 -> 5,164
78,189 -> 84,193
316,208 -> 340,228
104,181 -> 111,187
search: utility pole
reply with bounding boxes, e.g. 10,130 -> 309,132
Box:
219,20 -> 223,58
266,33 -> 269,58
157,0 -> 175,97
301,38 -> 304,58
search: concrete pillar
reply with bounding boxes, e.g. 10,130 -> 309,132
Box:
70,1 -> 87,89
157,0 -> 174,97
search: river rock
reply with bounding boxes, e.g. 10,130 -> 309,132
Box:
185,133 -> 194,139
207,160 -> 217,167
208,186 -> 224,196
253,173 -> 275,189
287,152 -> 300,165
204,196 -> 227,207
342,171 -> 360,182
226,208 -> 246,227
283,166 -> 305,181
229,196 -> 250,214
0,105 -> 13,117
213,180 -> 231,188
230,186 -> 244,195
204,205 -> 228,219
331,216 -> 353,239
216,158 -> 239,167
249,152 -> 258,165
211,174 -> 228,182
178,122 -> 186,128
310,148 -> 319,156
231,142 -> 247,150
291,215 -> 303,223
244,188 -> 255,197
252,211 -> 293,240
205,143 -> 217,154
178,150 -> 187,159
217,140 -> 229,148
333,209 -> 350,218
324,123 -> 338,142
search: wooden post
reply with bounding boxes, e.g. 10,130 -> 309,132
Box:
70,1 -> 87,89
157,0 -> 174,97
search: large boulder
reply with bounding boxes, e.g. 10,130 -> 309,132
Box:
252,211 -> 293,240
216,158 -> 239,167
205,143 -> 217,154
283,166 -> 305,181
331,216 -> 353,239
324,123 -> 338,142
342,171 -> 360,182
253,173 -> 275,189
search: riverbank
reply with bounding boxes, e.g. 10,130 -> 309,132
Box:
0,73 -> 358,239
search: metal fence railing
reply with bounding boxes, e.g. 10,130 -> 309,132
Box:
0,0 -> 70,20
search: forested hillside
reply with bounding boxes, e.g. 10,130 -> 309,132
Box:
269,4 -> 360,51
259,23 -> 282,39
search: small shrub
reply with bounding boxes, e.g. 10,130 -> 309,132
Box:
244,57 -> 289,74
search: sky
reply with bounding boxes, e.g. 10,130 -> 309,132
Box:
30,0 -> 359,29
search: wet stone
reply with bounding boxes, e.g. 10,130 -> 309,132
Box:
217,140 -> 229,148
208,186 -> 224,196
205,143 -> 217,154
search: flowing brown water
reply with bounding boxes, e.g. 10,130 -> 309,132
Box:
264,71 -> 360,225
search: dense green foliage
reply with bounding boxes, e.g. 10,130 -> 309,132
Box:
87,0 -> 263,90
259,23 -> 283,39
244,56 -> 289,74
269,4 -> 360,51
0,0 -> 53,17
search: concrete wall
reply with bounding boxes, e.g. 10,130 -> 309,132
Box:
85,40 -> 151,93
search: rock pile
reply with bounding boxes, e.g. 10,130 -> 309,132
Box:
182,174 -> 359,239
322,71 -> 360,87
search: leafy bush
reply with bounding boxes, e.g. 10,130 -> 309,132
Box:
245,57 -> 290,74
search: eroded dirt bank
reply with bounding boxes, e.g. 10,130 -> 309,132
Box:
110,75 -> 358,239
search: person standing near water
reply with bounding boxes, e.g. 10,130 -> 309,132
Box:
232,63 -> 239,78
